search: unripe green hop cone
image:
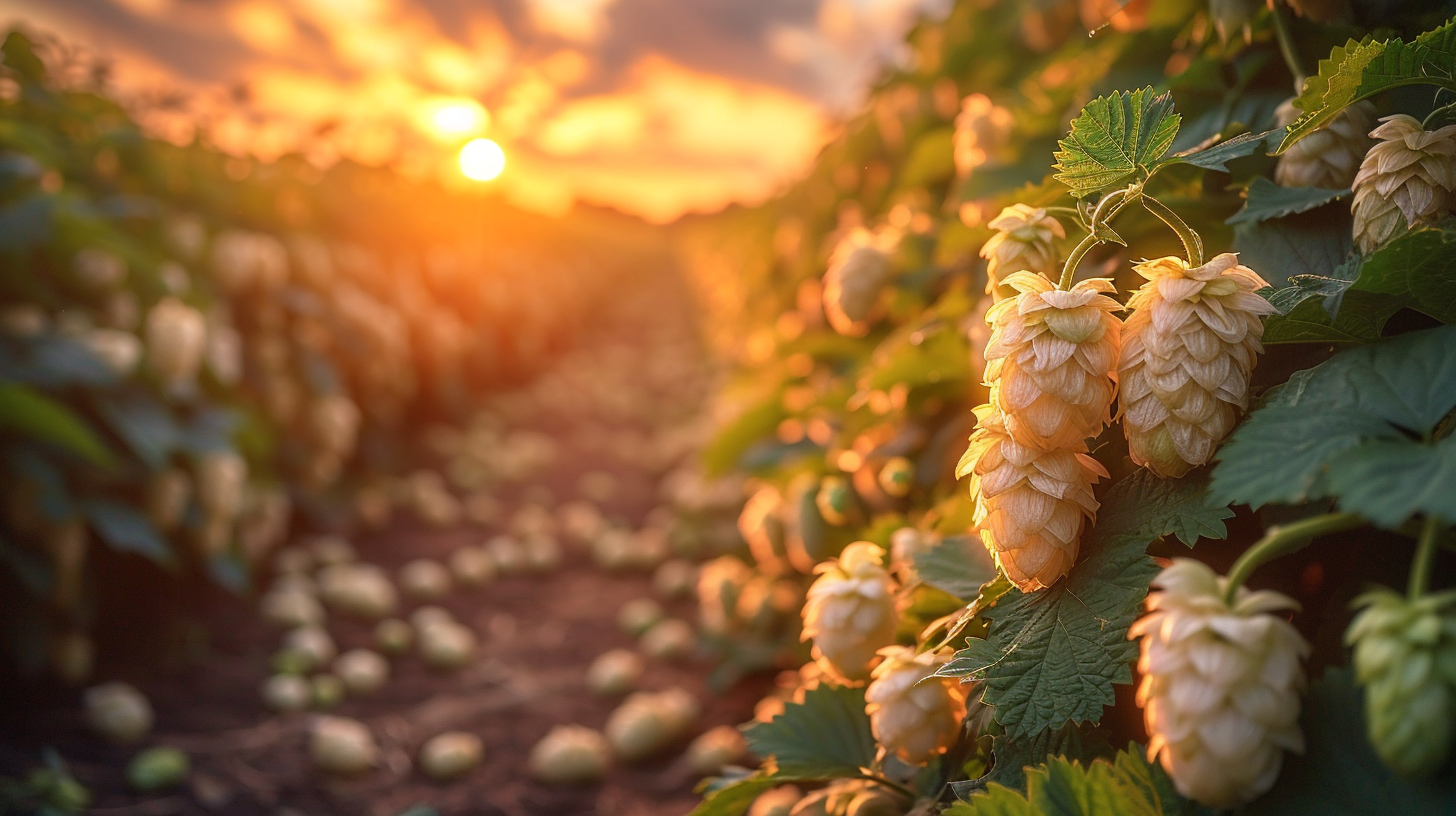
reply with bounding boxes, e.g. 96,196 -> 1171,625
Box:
876,457 -> 914,498
126,747 -> 189,792
1346,587 -> 1456,779
815,476 -> 855,526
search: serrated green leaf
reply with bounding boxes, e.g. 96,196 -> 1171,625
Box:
914,535 -> 997,600
1278,37 -> 1447,154
1212,325 -> 1456,519
1225,178 -> 1350,225
1231,207 -> 1352,289
1416,18 -> 1456,71
1261,290 -> 1402,345
743,684 -> 877,778
686,776 -> 780,816
0,383 -> 115,468
1240,669 -> 1456,815
1165,129 -> 1271,173
951,747 -> 1205,816
937,471 -> 1230,739
1352,227 -> 1456,324
1053,88 -> 1180,197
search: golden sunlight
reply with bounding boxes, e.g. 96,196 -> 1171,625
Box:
424,98 -> 489,139
459,138 -> 506,181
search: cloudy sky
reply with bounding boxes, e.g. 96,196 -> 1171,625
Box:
2,0 -> 947,221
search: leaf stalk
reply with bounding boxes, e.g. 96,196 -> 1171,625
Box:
1141,195 -> 1205,266
1222,511 -> 1365,605
1408,514 -> 1444,599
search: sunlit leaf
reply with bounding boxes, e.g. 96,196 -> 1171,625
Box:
1053,88 -> 1181,197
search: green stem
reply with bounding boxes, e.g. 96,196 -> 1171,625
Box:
1409,515 -> 1444,599
1142,195 -> 1204,266
858,772 -> 917,800
1058,188 -> 1133,289
1422,99 -> 1456,130
1270,2 -> 1306,89
1223,512 -> 1365,605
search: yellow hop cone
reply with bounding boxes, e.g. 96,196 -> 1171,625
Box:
801,543 -> 898,683
957,404 -> 1105,591
979,205 -> 1065,296
1117,254 -> 1275,477
822,229 -> 895,336
864,647 -> 968,766
144,297 -> 206,392
1128,559 -> 1308,810
1346,587 -> 1456,779
1352,114 -> 1456,254
953,93 -> 1013,176
1274,99 -> 1375,189
983,272 -> 1122,451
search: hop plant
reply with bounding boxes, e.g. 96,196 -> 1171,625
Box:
1351,114 -> 1456,254
1346,587 -> 1456,779
1128,559 -> 1308,809
79,329 -> 142,377
822,229 -> 894,336
864,647 -> 968,765
953,93 -> 1014,176
801,543 -> 899,683
983,272 -> 1122,451
979,205 -> 1065,296
1274,99 -> 1375,189
144,297 -> 207,391
957,404 -> 1105,591
1117,254 -> 1275,477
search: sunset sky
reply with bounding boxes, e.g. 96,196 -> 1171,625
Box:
3,0 -> 948,221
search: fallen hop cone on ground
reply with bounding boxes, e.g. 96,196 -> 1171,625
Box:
309,535 -> 356,566
606,690 -> 700,762
1128,559 -> 1308,809
333,649 -> 389,696
640,618 -> 695,662
318,563 -> 397,619
418,732 -> 484,781
418,620 -> 477,671
864,647 -> 967,765
262,674 -> 311,713
685,724 -> 747,775
1346,587 -> 1456,779
260,588 -> 324,629
1352,114 -> 1456,254
309,716 -> 377,776
485,535 -> 528,574
530,725 -> 611,784
84,682 -> 153,744
1117,254 -> 1274,477
399,559 -> 452,600
374,618 -> 413,656
618,597 -> 666,637
587,649 -> 644,696
448,546 -> 496,586
126,747 -> 189,792
801,543 -> 898,683
280,626 -> 336,671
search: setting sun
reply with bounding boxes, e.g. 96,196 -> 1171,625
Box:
459,138 -> 506,181
423,98 -> 488,140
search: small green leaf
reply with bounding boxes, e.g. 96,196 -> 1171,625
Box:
743,684 -> 878,778
1053,88 -> 1180,197
0,384 -> 115,468
1240,669 -> 1456,815
950,747 -> 1206,816
83,500 -> 173,566
686,776 -> 781,816
937,470 -> 1227,739
1166,129 -> 1272,173
913,535 -> 997,600
1225,177 -> 1350,225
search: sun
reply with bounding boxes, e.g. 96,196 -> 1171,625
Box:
459,139 -> 506,182
422,98 -> 488,139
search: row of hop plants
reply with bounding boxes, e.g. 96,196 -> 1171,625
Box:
687,2 -> 1456,814
0,28 -> 629,684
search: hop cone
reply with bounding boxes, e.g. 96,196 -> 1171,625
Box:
1346,587 -> 1456,779
983,272 -> 1122,451
823,230 -> 893,336
1118,254 -> 1275,477
979,205 -> 1065,296
144,297 -> 207,391
1352,114 -> 1456,254
864,647 -> 967,765
1129,559 -> 1308,809
957,404 -> 1106,591
1274,99 -> 1375,189
801,543 -> 898,683
953,93 -> 1013,176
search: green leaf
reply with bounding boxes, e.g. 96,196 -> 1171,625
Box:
1225,178 -> 1350,225
1231,207 -> 1352,290
82,500 -> 173,566
1212,325 -> 1456,521
1240,669 -> 1456,815
1261,290 -> 1403,345
898,126 -> 957,188
1053,88 -> 1181,197
686,776 -> 781,816
937,469 -> 1228,739
0,384 -> 115,468
742,684 -> 878,778
701,389 -> 787,476
913,535 -> 997,600
1166,129 -> 1272,173
951,747 -> 1206,816
1416,18 -> 1456,70
1277,37 -> 1444,154
1263,257 -> 1362,317
1352,227 -> 1456,324
957,724 -> 1110,796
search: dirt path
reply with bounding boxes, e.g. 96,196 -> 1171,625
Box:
0,252 -> 771,816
